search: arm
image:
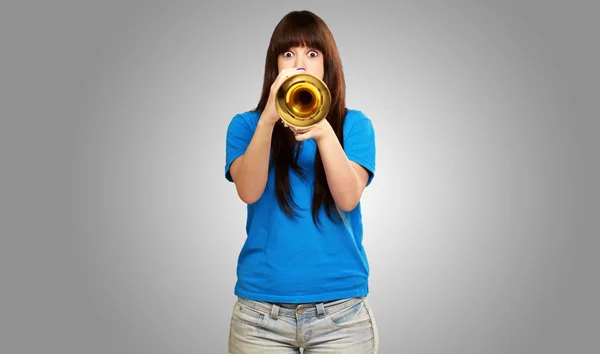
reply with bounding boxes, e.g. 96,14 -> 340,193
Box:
294,113 -> 376,212
229,117 -> 276,204
226,68 -> 307,203
316,123 -> 370,212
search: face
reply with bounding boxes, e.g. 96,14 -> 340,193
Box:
277,46 -> 324,80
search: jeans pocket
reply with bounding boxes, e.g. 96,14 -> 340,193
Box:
324,299 -> 373,332
232,300 -> 266,327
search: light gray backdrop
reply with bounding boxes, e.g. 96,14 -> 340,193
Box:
2,0 -> 598,353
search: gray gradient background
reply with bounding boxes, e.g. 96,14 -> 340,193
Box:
2,0 -> 598,353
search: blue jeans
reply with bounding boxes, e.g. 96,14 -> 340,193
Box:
228,296 -> 379,353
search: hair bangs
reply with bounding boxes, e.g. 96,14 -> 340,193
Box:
270,17 -> 327,56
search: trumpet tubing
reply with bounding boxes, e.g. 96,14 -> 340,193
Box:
275,73 -> 331,129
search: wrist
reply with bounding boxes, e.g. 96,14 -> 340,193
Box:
258,115 -> 278,129
315,120 -> 336,143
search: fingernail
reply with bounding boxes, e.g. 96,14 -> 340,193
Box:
297,68 -> 305,70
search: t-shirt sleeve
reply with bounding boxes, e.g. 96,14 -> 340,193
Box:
344,112 -> 376,186
225,114 -> 256,182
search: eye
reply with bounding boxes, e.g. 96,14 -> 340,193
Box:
282,51 -> 293,58
308,50 -> 319,57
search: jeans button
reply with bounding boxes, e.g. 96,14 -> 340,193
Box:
297,308 -> 304,314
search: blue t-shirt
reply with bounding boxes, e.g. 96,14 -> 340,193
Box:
224,108 -> 376,303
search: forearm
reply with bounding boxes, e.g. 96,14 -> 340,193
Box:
233,118 -> 275,204
317,131 -> 363,212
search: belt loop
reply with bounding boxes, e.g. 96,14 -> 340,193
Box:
316,303 -> 325,319
270,303 -> 280,320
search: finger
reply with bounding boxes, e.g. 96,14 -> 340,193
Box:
273,68 -> 307,91
293,127 -> 311,135
296,126 -> 313,134
272,70 -> 295,90
281,67 -> 305,79
294,129 -> 312,141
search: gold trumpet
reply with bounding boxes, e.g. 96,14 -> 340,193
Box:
275,72 -> 331,129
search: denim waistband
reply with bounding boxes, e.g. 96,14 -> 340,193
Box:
237,296 -> 364,319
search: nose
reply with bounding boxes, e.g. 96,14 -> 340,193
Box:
294,57 -> 306,70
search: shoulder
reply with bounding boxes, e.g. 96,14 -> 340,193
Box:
343,109 -> 374,134
227,109 -> 262,133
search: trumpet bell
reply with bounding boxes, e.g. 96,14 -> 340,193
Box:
275,73 -> 331,129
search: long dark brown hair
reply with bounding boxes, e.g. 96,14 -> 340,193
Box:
252,10 -> 348,228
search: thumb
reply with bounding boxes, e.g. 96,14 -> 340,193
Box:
294,129 -> 313,141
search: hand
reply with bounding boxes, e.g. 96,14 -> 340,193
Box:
260,68 -> 306,126
290,119 -> 335,143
